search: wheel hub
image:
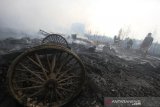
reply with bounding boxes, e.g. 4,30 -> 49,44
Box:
44,79 -> 58,90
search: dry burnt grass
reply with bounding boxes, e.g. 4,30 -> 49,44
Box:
0,48 -> 160,107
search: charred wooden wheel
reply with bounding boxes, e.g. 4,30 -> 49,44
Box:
42,34 -> 69,48
7,45 -> 85,107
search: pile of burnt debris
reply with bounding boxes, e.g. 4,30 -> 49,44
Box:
0,38 -> 160,107
0,37 -> 41,55
70,43 -> 160,107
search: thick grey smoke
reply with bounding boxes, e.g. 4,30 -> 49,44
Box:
0,0 -> 160,41
70,23 -> 86,34
0,0 -> 89,39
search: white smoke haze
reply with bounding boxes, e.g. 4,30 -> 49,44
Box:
0,0 -> 160,41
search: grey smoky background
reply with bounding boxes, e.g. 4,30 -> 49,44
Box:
0,0 -> 160,41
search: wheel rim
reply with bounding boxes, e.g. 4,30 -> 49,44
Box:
42,34 -> 69,48
8,45 -> 85,107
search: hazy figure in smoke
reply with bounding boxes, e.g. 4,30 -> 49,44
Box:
140,33 -> 153,56
126,39 -> 133,49
114,35 -> 117,44
114,35 -> 120,45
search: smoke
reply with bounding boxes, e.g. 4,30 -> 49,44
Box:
0,0 -> 90,39
70,23 -> 86,34
0,0 -> 160,41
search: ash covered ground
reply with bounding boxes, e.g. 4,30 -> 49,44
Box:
0,38 -> 160,107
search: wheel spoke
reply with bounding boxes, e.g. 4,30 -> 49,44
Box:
57,87 -> 72,92
55,89 -> 64,99
58,75 -> 80,83
44,91 -> 49,103
16,68 -> 44,76
51,54 -> 56,73
19,95 -> 26,101
29,89 -> 43,97
49,90 -> 54,105
57,66 -> 78,80
20,63 -> 45,82
35,54 -> 48,80
59,81 -> 79,86
27,56 -> 49,73
63,55 -> 74,66
57,53 -> 62,60
14,78 -> 43,85
55,54 -> 73,76
16,85 -> 42,90
46,54 -> 51,72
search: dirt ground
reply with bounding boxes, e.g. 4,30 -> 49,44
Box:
0,44 -> 160,107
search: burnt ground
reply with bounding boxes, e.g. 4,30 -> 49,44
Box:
0,44 -> 160,107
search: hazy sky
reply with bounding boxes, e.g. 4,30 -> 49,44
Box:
0,0 -> 160,41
